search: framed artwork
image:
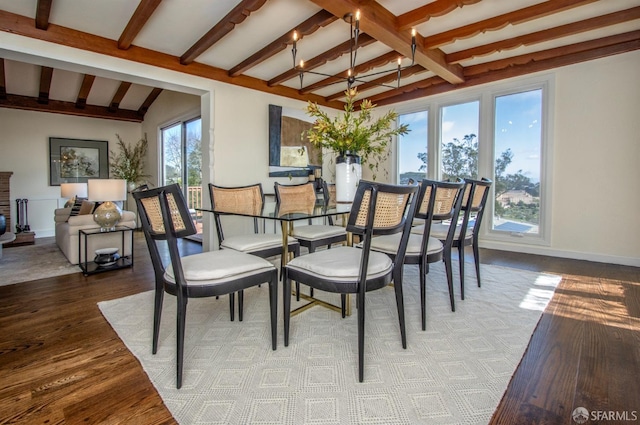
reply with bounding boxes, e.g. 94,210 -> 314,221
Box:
49,137 -> 109,186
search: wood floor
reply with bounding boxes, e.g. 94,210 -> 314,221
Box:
0,233 -> 638,424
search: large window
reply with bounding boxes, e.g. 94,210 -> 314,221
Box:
396,77 -> 551,245
161,117 -> 203,234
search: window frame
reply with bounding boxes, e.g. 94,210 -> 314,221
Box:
394,74 -> 554,247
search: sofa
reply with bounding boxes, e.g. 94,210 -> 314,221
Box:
54,207 -> 137,265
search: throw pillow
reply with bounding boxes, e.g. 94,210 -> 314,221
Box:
78,200 -> 95,215
69,197 -> 88,217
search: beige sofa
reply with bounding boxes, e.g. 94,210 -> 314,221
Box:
54,207 -> 137,265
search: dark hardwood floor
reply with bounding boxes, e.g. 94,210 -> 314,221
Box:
0,233 -> 638,424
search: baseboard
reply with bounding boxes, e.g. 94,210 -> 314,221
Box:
480,240 -> 640,268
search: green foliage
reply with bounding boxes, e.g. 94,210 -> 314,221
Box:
305,88 -> 410,179
109,134 -> 150,184
442,134 -> 478,180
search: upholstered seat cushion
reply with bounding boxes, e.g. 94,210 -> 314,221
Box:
221,233 -> 297,252
164,249 -> 274,285
291,224 -> 346,240
286,246 -> 392,282
369,233 -> 443,256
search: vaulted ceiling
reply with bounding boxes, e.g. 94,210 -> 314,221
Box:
0,0 -> 639,122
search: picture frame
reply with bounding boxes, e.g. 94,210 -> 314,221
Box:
49,137 -> 109,186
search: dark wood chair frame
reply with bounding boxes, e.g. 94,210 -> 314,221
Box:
209,182 -> 300,319
133,184 -> 278,389
446,178 -> 492,300
283,181 -> 419,382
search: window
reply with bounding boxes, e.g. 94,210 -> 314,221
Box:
440,101 -> 479,180
161,117 -> 203,234
397,110 -> 428,184
493,89 -> 542,236
396,76 -> 551,245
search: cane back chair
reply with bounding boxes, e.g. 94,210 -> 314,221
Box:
283,181 -> 419,382
133,184 -> 279,389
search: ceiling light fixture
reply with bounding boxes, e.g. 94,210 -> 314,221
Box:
291,10 -> 416,92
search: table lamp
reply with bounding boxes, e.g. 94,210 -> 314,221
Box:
88,179 -> 127,232
60,182 -> 88,208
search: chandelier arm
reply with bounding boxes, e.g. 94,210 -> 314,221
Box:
355,65 -> 415,80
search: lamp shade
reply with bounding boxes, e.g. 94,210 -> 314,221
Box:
88,179 -> 127,202
60,182 -> 88,199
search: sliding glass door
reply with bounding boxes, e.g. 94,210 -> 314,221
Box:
161,117 -> 202,235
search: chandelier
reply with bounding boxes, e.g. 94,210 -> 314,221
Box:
291,10 -> 416,92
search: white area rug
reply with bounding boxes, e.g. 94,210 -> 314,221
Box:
99,262 -> 561,425
0,238 -> 79,286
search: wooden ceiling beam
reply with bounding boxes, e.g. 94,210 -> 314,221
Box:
75,74 -> 95,109
309,0 -> 464,84
229,10 -> 337,77
372,32 -> 640,106
0,10 -> 344,110
424,0 -> 597,49
138,87 -> 162,116
0,58 -> 6,99
38,66 -> 53,104
447,6 -> 640,64
109,81 -> 132,112
118,0 -> 162,50
0,93 -> 144,122
180,0 -> 267,65
268,33 -> 376,87
300,51 -> 399,94
35,0 -> 52,30
397,0 -> 482,31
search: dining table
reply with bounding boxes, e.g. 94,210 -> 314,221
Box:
198,199 -> 354,315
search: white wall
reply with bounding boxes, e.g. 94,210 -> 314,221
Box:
0,109 -> 141,237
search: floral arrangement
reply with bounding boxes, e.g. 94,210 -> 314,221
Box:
109,133 -> 149,186
304,88 -> 410,178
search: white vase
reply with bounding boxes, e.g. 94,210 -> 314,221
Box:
335,154 -> 362,203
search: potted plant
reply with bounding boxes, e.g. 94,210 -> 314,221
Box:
305,88 -> 410,202
109,134 -> 150,191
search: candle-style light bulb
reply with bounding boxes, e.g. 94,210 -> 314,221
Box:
397,57 -> 402,66
299,59 -> 304,69
355,10 -> 360,21
292,31 -> 298,68
410,28 -> 417,65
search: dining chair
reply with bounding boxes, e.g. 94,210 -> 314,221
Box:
426,178 -> 492,299
209,183 -> 300,276
370,179 -> 465,329
133,183 -> 278,389
283,180 -> 419,382
274,181 -> 348,300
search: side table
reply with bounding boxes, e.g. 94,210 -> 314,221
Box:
0,232 -> 16,259
79,226 -> 134,275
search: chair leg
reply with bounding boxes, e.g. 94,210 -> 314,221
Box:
229,292 -> 235,321
176,295 -> 187,389
458,244 -> 465,300
357,292 -> 366,383
473,239 -> 482,287
341,294 -> 346,318
283,271 -> 291,347
269,273 -> 278,350
444,249 -> 456,312
392,268 -> 407,349
419,261 -> 427,331
152,288 -> 164,354
238,290 -> 244,322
